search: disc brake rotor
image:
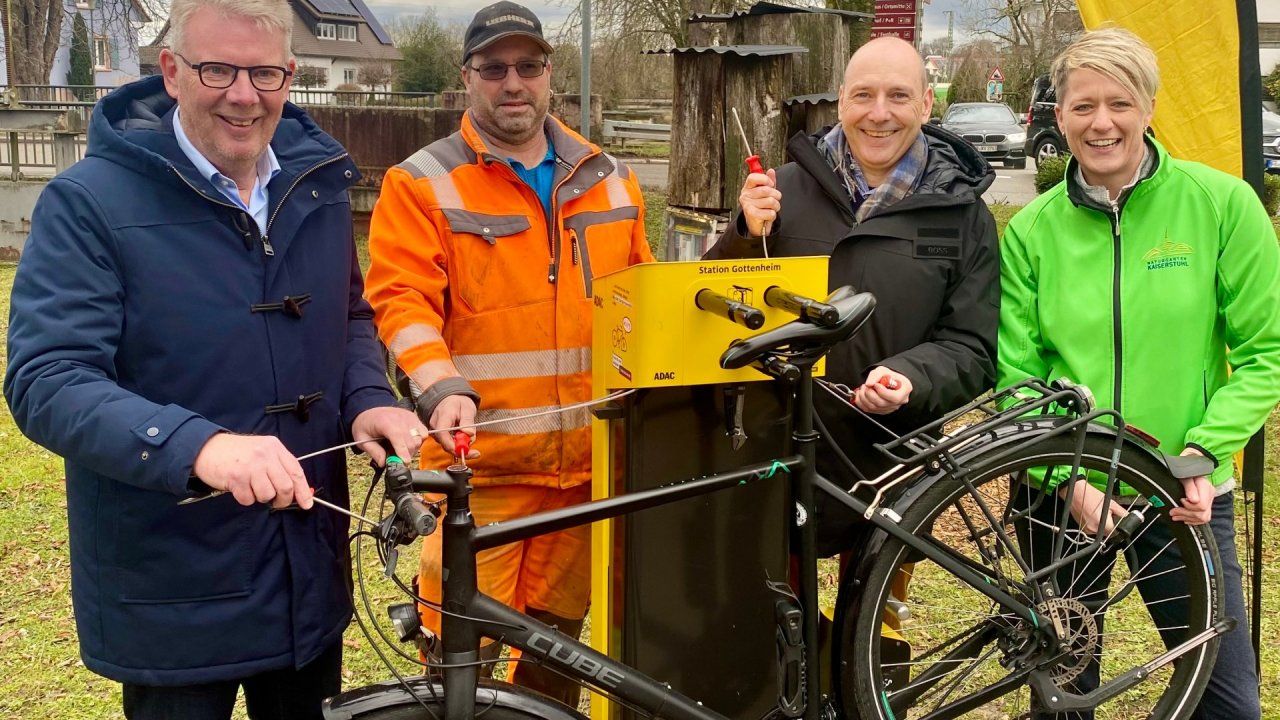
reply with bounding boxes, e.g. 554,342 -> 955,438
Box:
1037,596 -> 1099,685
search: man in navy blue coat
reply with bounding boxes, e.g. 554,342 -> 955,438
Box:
2,0 -> 426,716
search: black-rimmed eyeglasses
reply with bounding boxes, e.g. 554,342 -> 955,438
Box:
465,59 -> 548,81
176,53 -> 293,92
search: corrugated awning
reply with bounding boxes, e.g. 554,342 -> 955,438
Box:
785,92 -> 837,106
643,44 -> 810,57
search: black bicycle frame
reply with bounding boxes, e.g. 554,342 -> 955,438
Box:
407,367 -> 1075,720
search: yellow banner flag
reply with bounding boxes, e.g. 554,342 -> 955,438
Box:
1075,0 -> 1254,177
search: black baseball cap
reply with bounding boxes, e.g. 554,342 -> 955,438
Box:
462,1 -> 554,63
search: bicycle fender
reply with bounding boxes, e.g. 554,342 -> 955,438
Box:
890,418 -> 1192,515
322,676 -> 588,720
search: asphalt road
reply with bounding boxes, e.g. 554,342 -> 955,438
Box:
626,159 -> 1042,208
983,163 -> 1040,207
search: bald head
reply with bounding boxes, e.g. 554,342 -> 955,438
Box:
845,37 -> 929,93
836,36 -> 935,187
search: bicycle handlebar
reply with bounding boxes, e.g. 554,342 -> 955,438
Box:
384,459 -> 437,538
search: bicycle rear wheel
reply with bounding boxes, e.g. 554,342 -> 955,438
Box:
835,429 -> 1221,720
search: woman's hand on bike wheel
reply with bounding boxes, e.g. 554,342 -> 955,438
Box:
1061,478 -> 1128,536
1170,448 -> 1213,525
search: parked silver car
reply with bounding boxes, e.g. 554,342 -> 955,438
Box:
1263,108 -> 1280,175
937,102 -> 1028,169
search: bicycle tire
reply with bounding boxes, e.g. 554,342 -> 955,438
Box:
834,429 -> 1221,720
325,677 -> 588,720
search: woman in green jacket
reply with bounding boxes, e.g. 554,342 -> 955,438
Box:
999,27 -> 1280,719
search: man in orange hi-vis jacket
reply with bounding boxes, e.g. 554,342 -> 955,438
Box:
364,1 -> 653,707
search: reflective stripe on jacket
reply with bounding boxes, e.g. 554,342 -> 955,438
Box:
366,112 -> 654,488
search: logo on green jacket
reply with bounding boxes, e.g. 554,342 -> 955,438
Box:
1142,236 -> 1193,270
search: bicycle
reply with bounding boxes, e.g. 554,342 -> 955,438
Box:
323,286 -> 1230,720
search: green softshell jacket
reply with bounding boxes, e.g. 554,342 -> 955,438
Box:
998,137 -> 1280,487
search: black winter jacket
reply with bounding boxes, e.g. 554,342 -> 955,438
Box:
704,125 -> 999,552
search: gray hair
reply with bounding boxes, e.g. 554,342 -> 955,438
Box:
167,0 -> 294,58
1051,26 -> 1159,116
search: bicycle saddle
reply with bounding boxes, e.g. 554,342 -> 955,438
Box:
718,286 -> 876,370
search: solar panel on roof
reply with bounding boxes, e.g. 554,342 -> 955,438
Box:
308,0 -> 360,18
347,0 -> 392,44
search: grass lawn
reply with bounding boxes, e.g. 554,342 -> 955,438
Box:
1,212 -> 1279,716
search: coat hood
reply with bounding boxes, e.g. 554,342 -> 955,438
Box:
89,75 -> 349,184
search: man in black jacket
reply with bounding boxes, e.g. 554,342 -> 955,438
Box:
705,36 -> 999,554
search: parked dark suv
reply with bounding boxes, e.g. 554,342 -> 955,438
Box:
1024,75 -> 1068,169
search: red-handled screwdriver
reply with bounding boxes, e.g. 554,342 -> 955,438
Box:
849,375 -> 902,408
875,376 -> 902,391
453,431 -> 471,467
732,107 -> 765,176
731,107 -> 771,256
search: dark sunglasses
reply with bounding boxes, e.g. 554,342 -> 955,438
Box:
466,59 -> 548,82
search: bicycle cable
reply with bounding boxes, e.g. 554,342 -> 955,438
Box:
425,387 -> 637,436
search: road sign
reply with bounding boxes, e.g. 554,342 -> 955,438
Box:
986,80 -> 1004,102
989,66 -> 1004,82
873,0 -> 918,43
870,28 -> 916,41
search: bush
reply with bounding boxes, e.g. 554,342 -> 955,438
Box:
334,83 -> 368,106
1034,155 -> 1069,194
1264,64 -> 1280,103
1264,174 -> 1280,216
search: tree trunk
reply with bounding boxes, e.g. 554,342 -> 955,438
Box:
730,12 -> 847,99
10,0 -> 65,85
722,53 -> 792,210
668,51 -> 725,212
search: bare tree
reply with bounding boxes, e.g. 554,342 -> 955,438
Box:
554,0 -> 744,49
6,0 -> 161,85
357,60 -> 392,92
959,0 -> 1081,103
294,64 -> 327,89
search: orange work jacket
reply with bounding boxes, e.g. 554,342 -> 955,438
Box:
366,112 -> 654,489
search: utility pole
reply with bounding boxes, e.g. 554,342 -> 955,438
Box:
580,0 -> 591,141
943,10 -> 954,55
1,0 -> 13,86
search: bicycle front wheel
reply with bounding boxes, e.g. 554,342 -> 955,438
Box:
836,429 -> 1221,720
324,677 -> 588,720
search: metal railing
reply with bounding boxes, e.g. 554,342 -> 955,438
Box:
287,88 -> 438,107
602,119 -> 671,147
6,84 -> 112,109
0,130 -> 88,179
1,84 -> 444,109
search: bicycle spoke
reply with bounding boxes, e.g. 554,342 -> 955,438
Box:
845,433 -> 1218,720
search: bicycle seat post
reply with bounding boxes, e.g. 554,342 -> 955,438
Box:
792,363 -> 824,720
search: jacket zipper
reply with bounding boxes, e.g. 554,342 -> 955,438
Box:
1109,206 -> 1124,415
545,163 -> 576,285
262,152 -> 350,257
